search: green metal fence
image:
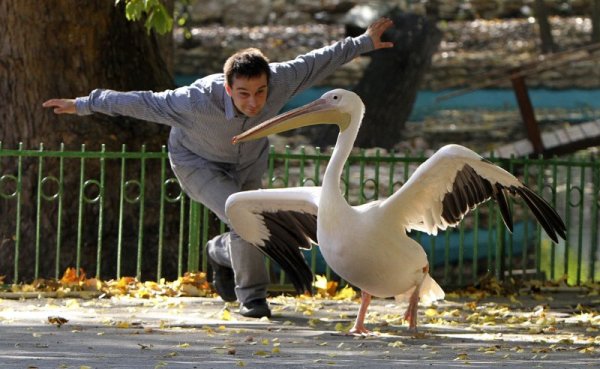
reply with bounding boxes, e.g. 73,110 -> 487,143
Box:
0,143 -> 598,288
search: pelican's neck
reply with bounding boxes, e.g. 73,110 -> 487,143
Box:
321,121 -> 360,206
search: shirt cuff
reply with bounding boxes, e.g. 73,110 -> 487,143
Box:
355,33 -> 375,54
74,96 -> 93,115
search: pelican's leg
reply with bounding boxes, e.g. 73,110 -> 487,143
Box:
349,290 -> 372,335
404,283 -> 421,332
404,265 -> 429,333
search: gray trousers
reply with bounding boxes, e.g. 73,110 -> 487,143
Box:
170,151 -> 270,303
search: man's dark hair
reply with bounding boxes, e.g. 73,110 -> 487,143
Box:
223,48 -> 271,87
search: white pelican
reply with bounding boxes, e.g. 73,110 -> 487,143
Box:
225,89 -> 567,334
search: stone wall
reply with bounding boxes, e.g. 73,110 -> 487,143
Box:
174,0 -> 600,89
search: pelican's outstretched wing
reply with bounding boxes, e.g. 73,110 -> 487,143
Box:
386,144 -> 566,243
225,187 -> 321,294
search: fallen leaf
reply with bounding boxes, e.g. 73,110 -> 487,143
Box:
454,353 -> 469,361
60,267 -> 86,285
387,340 -> 404,348
220,308 -> 231,321
116,321 -> 131,329
333,285 -> 356,300
47,316 -> 68,328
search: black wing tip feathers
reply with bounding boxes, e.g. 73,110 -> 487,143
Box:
440,164 -> 566,244
515,185 -> 567,243
258,211 -> 317,296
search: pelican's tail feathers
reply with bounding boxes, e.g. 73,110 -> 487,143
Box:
393,274 -> 445,305
419,274 -> 445,305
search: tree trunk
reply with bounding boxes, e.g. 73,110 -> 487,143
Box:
311,11 -> 441,149
0,0 -> 178,282
592,0 -> 600,43
533,0 -> 557,54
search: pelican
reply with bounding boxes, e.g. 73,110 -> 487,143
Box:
225,89 -> 567,334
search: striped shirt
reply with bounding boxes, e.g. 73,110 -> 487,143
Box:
75,34 -> 374,168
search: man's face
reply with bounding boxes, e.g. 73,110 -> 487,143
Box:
226,74 -> 268,117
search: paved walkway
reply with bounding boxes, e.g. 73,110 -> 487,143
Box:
0,290 -> 598,368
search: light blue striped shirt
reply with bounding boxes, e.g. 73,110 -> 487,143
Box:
75,34 -> 374,168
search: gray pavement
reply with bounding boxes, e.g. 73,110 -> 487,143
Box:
0,291 -> 598,368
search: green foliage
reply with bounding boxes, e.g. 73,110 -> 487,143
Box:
174,0 -> 192,39
116,0 -> 174,35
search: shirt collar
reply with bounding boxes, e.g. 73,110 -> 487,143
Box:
224,88 -> 237,120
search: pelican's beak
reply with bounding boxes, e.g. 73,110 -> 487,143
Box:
232,97 -> 351,144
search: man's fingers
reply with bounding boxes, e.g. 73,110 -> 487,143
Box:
367,17 -> 394,49
42,99 -> 57,108
43,98 -> 76,114
374,17 -> 393,30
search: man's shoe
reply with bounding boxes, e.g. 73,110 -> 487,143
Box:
239,298 -> 271,318
207,253 -> 237,302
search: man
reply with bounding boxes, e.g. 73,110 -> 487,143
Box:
43,17 -> 394,318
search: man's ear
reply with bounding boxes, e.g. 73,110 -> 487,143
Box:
225,82 -> 232,96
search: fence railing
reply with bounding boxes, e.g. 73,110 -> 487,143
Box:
0,143 -> 598,289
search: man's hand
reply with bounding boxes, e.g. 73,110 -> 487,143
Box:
366,17 -> 394,50
42,98 -> 77,114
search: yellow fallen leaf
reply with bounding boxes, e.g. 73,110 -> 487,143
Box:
333,285 -> 356,300
454,353 -> 469,361
334,322 -> 347,332
220,308 -> 231,321
387,341 -> 404,348
579,346 -> 595,354
424,308 -> 438,317
308,319 -> 319,327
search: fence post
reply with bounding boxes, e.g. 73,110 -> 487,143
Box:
188,201 -> 201,272
35,143 -> 44,280
14,142 -> 24,282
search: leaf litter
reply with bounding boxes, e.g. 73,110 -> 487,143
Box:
1,271 -> 599,365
